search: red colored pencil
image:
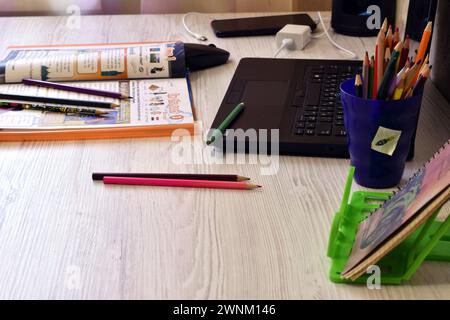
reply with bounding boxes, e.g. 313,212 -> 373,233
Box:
398,35 -> 410,71
103,176 -> 261,190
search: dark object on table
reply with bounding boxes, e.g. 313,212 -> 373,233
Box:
211,14 -> 316,38
209,58 -> 362,158
331,0 -> 395,36
184,43 -> 230,71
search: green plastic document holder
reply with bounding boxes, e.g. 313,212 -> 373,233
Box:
327,167 -> 450,285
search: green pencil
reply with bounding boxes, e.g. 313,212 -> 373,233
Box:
207,102 -> 245,145
376,41 -> 403,99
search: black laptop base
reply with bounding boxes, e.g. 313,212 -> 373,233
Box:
210,58 -> 416,160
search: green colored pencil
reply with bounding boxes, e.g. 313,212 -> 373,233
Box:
207,102 -> 245,145
376,41 -> 403,99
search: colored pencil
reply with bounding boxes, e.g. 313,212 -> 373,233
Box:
92,173 -> 250,182
386,25 -> 393,50
355,74 -> 363,98
0,93 -> 118,109
412,64 -> 431,96
376,30 -> 386,90
413,54 -> 429,85
381,18 -> 388,34
403,87 -> 413,98
384,47 -> 391,72
415,21 -> 432,63
403,60 -> 422,94
22,78 -> 132,100
368,56 -> 374,99
207,102 -> 244,145
419,54 -> 430,74
393,73 -> 406,100
362,52 -> 370,99
373,45 -> 378,98
388,65 -> 407,98
393,27 -> 400,48
377,41 -> 402,99
397,35 -> 410,71
102,176 -> 261,190
0,101 -> 110,116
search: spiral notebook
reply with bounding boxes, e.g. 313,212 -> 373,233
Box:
341,140 -> 450,280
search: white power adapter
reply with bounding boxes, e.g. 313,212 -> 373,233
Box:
274,24 -> 312,57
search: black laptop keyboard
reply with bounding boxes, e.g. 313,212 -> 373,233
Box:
292,64 -> 361,137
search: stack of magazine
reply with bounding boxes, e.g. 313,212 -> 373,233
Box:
0,42 -> 194,140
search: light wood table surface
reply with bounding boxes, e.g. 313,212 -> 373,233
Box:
0,13 -> 449,299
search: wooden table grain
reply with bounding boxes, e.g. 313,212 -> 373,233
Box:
0,13 -> 449,300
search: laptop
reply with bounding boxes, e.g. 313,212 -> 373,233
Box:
209,57 -> 362,157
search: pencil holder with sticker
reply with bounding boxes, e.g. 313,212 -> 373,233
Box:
340,78 -> 422,189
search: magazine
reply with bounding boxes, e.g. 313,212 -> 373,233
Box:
0,42 -> 186,83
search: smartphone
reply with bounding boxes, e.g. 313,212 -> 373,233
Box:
211,14 -> 317,38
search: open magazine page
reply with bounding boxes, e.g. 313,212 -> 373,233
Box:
0,78 -> 193,130
0,42 -> 186,84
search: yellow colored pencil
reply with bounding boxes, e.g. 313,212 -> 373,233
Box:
393,73 -> 406,100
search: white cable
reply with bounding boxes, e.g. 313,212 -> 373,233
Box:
312,14 -> 330,38
182,12 -> 208,41
317,11 -> 357,59
273,38 -> 294,58
311,13 -> 330,38
311,22 -> 330,39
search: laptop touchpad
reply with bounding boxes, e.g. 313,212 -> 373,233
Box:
237,80 -> 288,129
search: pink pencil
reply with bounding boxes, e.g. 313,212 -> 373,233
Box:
103,176 -> 261,190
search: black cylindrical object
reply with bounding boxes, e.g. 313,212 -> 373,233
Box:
331,0 -> 396,36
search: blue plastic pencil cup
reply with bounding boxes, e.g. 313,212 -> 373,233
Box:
340,78 -> 422,189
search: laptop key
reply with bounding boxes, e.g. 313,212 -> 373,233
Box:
304,83 -> 321,106
320,112 -> 333,117
306,122 -> 316,129
295,129 -> 304,135
317,123 -> 332,136
319,117 -> 333,123
305,129 -> 315,135
334,126 -> 347,136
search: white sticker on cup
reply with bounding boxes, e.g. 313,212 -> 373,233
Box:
371,126 -> 402,156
